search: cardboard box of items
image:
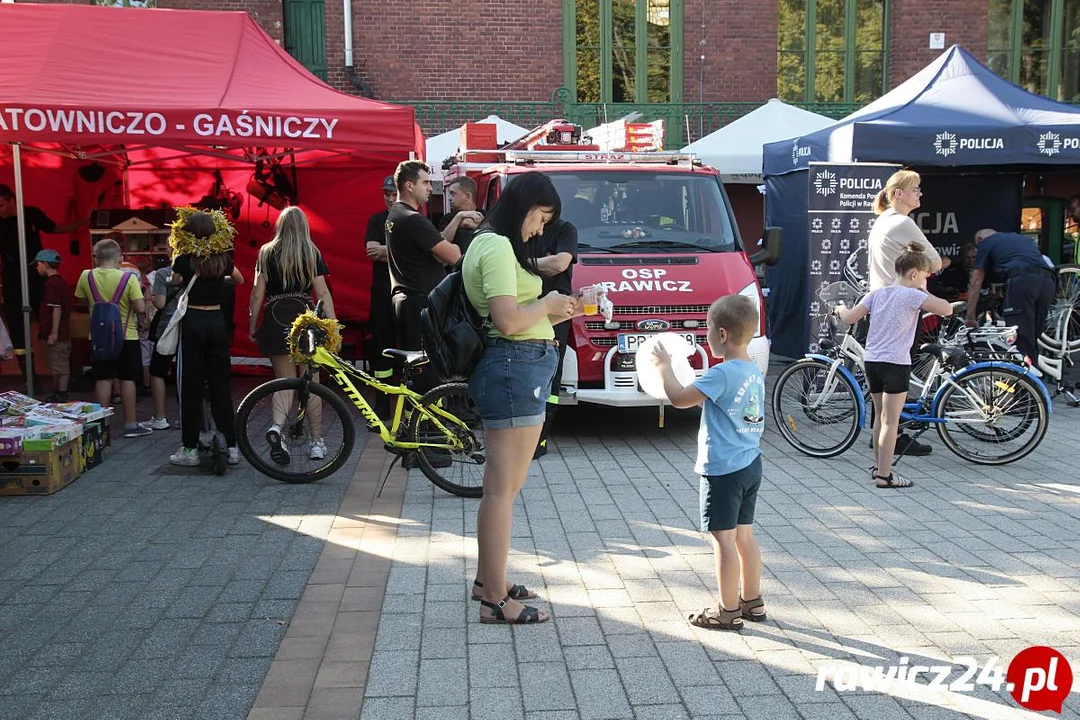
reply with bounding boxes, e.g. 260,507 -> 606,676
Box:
0,439 -> 80,496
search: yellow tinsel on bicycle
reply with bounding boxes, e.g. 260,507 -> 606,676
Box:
287,309 -> 343,364
168,206 -> 237,257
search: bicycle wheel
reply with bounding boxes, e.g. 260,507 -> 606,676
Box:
772,358 -> 862,458
1040,264 -> 1080,353
236,377 -> 356,483
935,368 -> 1048,465
407,383 -> 485,498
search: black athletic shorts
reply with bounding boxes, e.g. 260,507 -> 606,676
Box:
864,361 -> 910,395
91,340 -> 142,382
149,349 -> 175,379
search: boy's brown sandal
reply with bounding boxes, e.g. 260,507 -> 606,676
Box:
739,595 -> 767,622
688,606 -> 743,631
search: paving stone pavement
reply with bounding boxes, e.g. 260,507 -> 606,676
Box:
0,381 -> 367,720
353,365 -> 1080,720
3,365 -> 1080,719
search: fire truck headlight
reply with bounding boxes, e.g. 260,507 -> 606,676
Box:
738,282 -> 763,337
604,321 -> 621,330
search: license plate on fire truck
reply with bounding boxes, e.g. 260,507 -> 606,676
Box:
616,333 -> 697,354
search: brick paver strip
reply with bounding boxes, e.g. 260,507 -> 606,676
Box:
250,441 -> 406,719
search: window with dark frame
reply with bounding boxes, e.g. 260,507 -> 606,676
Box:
988,0 -> 1080,103
566,0 -> 684,104
777,0 -> 889,104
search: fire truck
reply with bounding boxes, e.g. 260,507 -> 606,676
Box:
441,120 -> 781,409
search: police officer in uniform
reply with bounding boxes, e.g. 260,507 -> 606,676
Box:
386,161 -> 467,394
533,218 -> 578,458
365,175 -> 398,414
967,228 -> 1057,365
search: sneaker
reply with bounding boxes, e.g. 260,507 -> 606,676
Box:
227,446 -> 241,465
309,439 -> 327,461
169,447 -> 199,466
140,416 -> 170,431
123,424 -> 153,439
266,425 -> 290,466
533,440 -> 548,460
895,433 -> 932,457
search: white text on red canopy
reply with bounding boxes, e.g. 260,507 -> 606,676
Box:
0,108 -> 340,140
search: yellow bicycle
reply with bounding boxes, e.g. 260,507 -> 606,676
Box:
235,308 -> 485,497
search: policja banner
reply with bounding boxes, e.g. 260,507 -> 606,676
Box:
806,162 -> 900,352
916,173 -> 1023,261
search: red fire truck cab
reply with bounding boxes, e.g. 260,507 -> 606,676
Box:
442,135 -> 780,408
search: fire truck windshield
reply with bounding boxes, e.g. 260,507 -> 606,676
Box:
547,171 -> 738,253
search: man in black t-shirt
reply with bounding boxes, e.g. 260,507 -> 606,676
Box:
436,176 -> 484,255
364,175 -> 399,415
533,219 -> 579,458
0,184 -> 84,368
386,161 -> 465,392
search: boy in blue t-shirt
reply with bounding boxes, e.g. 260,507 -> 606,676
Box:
652,295 -> 766,631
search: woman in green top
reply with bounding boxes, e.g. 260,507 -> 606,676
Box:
463,172 -> 581,625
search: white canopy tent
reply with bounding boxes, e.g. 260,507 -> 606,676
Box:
682,99 -> 834,184
426,115 -> 530,184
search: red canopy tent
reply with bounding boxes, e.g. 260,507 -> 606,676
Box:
0,3 -> 422,391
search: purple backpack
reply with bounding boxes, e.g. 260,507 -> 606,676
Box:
86,270 -> 134,361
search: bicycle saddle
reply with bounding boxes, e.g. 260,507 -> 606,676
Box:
919,343 -> 969,368
382,348 -> 429,368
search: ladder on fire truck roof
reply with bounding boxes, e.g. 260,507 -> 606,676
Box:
500,150 -> 698,165
445,118 -> 698,167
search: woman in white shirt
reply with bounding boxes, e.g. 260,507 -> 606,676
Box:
867,170 -> 946,291
865,169 -> 947,458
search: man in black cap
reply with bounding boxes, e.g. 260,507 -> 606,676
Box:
365,175 -> 398,415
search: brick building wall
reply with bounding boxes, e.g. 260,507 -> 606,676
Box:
686,0 -> 778,103
8,0 -> 1005,105
888,0 -> 987,86
15,0 -> 283,43
342,0 -> 563,102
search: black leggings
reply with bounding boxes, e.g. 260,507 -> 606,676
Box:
177,308 -> 236,449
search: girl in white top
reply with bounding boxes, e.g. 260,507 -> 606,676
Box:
867,170 -> 946,291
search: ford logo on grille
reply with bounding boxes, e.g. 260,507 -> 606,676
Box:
636,319 -> 670,331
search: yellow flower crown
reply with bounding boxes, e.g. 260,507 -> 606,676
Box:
168,206 -> 237,258
287,309 -> 343,364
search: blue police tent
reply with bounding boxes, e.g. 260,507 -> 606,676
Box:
762,44 -> 1080,360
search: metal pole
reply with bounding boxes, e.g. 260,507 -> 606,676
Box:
11,143 -> 34,396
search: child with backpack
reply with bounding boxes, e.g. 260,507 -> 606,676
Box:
74,238 -> 152,438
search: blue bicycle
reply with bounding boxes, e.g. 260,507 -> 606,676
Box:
773,324 -> 1052,466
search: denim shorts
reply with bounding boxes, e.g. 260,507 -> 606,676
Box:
468,337 -> 558,429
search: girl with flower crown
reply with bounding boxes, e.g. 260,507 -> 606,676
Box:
167,208 -> 245,467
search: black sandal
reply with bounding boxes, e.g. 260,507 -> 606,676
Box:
471,580 -> 537,602
688,606 -> 743,631
738,596 -> 767,622
874,472 -> 913,489
479,595 -> 548,625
